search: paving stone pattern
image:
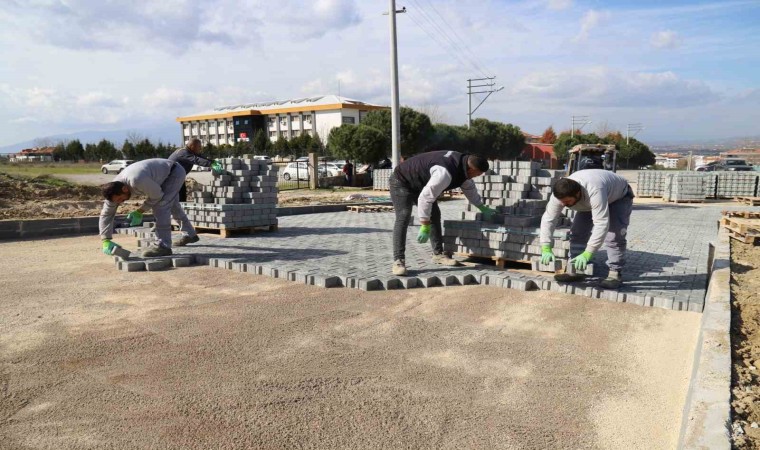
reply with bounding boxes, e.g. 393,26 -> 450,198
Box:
114,200 -> 760,312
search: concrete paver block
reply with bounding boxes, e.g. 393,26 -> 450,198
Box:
118,260 -> 145,272
145,258 -> 171,271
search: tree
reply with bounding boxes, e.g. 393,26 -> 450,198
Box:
134,139 -> 156,160
427,123 -> 468,151
64,139 -> 85,161
96,139 -> 120,161
553,132 -> 603,163
121,140 -> 136,160
540,126 -> 557,144
361,106 -> 433,157
328,124 -> 387,163
252,129 -> 271,156
468,118 -> 525,160
272,137 -> 291,157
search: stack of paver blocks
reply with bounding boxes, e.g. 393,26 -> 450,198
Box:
715,172 -> 759,198
373,169 -> 392,190
637,171 -> 666,197
662,173 -> 707,202
443,160 -> 572,262
181,156 -> 278,230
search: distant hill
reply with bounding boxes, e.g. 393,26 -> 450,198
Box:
0,126 -> 180,154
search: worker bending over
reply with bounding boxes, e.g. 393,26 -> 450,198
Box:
539,169 -> 634,289
99,158 -> 195,258
390,150 -> 494,276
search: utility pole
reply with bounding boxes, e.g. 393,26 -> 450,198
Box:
626,123 -> 643,145
387,1 -> 406,168
571,115 -> 591,138
467,77 -> 503,128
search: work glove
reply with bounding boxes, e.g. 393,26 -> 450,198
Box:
211,160 -> 224,175
102,239 -> 119,256
417,224 -> 431,244
126,210 -> 143,227
571,251 -> 593,271
540,245 -> 555,265
477,205 -> 496,221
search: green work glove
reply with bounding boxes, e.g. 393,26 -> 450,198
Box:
417,224 -> 431,244
540,245 -> 555,265
477,204 -> 496,221
102,239 -> 119,256
211,160 -> 223,175
571,251 -> 593,271
126,210 -> 143,227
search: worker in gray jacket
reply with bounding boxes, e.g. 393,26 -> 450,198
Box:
167,138 -> 223,246
539,169 -> 634,289
390,150 -> 494,276
99,158 -> 195,257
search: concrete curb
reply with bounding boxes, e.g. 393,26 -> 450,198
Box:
0,202 -> 392,241
678,226 -> 732,449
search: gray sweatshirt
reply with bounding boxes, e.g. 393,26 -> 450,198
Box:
99,159 -> 176,240
540,169 -> 631,254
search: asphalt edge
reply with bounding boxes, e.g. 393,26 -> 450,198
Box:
678,225 -> 732,449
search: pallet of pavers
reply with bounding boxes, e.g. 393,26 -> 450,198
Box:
373,169 -> 392,190
734,196 -> 760,206
443,160 -> 573,266
716,172 -> 759,199
662,172 -> 707,203
182,156 -> 278,238
636,171 -> 665,198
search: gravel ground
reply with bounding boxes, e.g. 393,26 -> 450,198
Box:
0,235 -> 701,449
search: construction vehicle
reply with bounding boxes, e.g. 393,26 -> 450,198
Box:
566,144 -> 617,175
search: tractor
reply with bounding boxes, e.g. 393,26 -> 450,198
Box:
566,144 -> 617,175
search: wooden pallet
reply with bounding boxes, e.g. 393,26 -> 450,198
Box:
665,199 -> 705,204
195,224 -> 278,238
722,210 -> 760,219
720,216 -> 760,245
347,205 -> 394,213
455,252 -> 531,269
734,196 -> 760,206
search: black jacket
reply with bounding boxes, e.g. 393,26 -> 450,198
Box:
168,148 -> 213,175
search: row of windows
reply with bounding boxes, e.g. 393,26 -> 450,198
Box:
269,129 -> 313,139
267,114 -> 313,127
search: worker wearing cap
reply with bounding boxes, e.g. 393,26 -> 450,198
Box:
389,150 -> 494,276
168,138 -> 223,246
539,169 -> 634,289
99,158 -> 194,258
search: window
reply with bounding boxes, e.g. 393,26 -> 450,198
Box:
303,114 -> 312,125
235,120 -> 240,125
244,119 -> 249,125
218,121 -> 224,128
292,116 -> 300,124
268,117 -> 276,127
293,130 -> 301,137
280,118 -> 288,127
342,116 -> 355,124
269,131 -> 277,138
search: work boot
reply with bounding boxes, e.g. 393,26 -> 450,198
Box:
599,271 -> 622,290
554,273 -> 586,283
142,245 -> 172,258
392,259 -> 408,276
173,234 -> 200,247
432,252 -> 461,266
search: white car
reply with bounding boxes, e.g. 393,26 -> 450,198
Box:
191,164 -> 210,172
321,163 -> 343,177
101,160 -> 134,174
281,162 -> 327,180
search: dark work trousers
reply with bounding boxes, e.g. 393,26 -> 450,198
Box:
178,183 -> 187,203
389,173 -> 444,261
570,186 -> 635,272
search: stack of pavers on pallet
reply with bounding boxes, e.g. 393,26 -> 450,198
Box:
637,171 -> 666,197
181,156 -> 278,231
442,160 -> 576,267
373,169 -> 392,190
715,172 -> 759,199
662,172 -> 707,202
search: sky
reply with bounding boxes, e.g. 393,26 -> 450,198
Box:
0,0 -> 759,147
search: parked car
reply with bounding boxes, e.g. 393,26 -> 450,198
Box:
253,155 -> 271,161
281,162 -> 327,180
101,160 -> 134,174
695,165 -> 717,172
716,159 -> 754,171
321,163 -> 343,177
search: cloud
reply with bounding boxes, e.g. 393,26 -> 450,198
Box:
651,30 -> 680,49
548,0 -> 573,11
574,9 -> 610,42
266,0 -> 361,39
510,68 -> 720,108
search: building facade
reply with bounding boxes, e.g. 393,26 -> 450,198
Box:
176,95 -> 388,147
10,147 -> 55,162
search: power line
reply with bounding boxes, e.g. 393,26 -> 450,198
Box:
406,0 -> 492,78
418,0 -> 496,77
405,11 -> 477,76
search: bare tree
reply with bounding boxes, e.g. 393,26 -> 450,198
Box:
415,103 -> 448,124
33,137 -> 57,149
594,120 -> 614,138
126,131 -> 146,145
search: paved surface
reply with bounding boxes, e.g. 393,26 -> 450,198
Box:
119,198 -> 760,312
0,235 -> 701,449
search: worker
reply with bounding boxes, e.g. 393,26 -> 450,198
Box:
539,169 -> 634,289
99,158 -> 195,258
168,138 -> 223,246
342,160 -> 354,186
390,150 -> 494,276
